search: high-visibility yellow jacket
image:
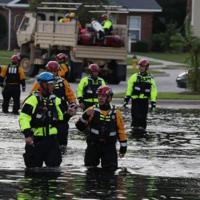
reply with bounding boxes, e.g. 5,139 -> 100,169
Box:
19,91 -> 64,137
77,76 -> 106,103
126,72 -> 157,102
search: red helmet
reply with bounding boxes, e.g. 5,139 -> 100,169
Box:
46,61 -> 60,72
11,54 -> 20,64
56,53 -> 68,62
88,64 -> 100,73
138,59 -> 150,68
97,85 -> 113,98
101,14 -> 108,20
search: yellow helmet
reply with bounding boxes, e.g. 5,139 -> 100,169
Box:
69,12 -> 75,18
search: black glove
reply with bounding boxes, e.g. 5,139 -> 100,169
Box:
78,97 -> 84,104
119,142 -> 127,156
150,101 -> 156,112
23,129 -> 33,138
123,96 -> 130,107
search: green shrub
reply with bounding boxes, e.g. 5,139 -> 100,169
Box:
133,41 -> 149,52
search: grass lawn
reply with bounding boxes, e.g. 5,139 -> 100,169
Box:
135,52 -> 189,64
127,68 -> 166,77
127,57 -> 161,65
114,92 -> 200,100
0,50 -> 14,65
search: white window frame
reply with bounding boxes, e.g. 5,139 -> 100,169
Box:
128,15 -> 141,42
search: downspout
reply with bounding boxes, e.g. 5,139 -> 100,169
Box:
3,5 -> 12,51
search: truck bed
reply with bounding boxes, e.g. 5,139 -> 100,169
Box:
73,45 -> 127,61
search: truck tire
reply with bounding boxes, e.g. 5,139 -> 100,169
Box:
20,57 -> 39,77
105,61 -> 126,84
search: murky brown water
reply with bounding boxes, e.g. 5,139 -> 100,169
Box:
1,108 -> 200,199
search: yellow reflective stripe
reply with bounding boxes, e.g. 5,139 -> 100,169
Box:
109,132 -> 116,136
19,112 -> 32,131
91,128 -> 99,135
32,126 -> 58,136
84,98 -> 98,103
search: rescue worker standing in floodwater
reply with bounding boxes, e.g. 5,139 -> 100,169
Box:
19,72 -> 64,168
76,85 -> 127,171
0,54 -> 26,114
56,53 -> 71,81
77,63 -> 106,110
124,58 -> 157,135
31,61 -> 77,153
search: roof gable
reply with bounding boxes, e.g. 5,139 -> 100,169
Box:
0,0 -> 13,5
116,0 -> 162,11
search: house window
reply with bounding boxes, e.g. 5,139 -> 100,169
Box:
128,16 -> 141,42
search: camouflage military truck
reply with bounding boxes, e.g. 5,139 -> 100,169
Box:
16,4 -> 128,83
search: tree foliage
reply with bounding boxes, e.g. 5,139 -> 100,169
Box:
170,16 -> 200,92
154,0 -> 187,33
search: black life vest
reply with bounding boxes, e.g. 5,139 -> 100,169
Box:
5,64 -> 20,84
83,77 -> 103,99
31,92 -> 59,130
132,74 -> 152,97
89,104 -> 117,143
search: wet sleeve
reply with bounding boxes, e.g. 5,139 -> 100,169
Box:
116,109 -> 127,142
77,77 -> 88,98
150,78 -> 157,102
126,74 -> 137,96
76,107 -> 93,131
101,78 -> 106,85
55,97 -> 64,121
18,67 -> 26,80
0,65 -> 8,78
64,80 -> 76,103
19,95 -> 36,133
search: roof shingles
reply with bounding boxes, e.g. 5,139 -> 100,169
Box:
116,0 -> 161,10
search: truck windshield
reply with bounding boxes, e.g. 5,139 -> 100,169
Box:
20,17 -> 29,31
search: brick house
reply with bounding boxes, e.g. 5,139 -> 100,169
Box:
0,0 -> 28,50
112,0 -> 162,52
0,0 -> 161,52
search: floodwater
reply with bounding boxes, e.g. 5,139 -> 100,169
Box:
1,108 -> 200,199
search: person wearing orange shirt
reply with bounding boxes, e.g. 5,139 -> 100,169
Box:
76,85 -> 127,171
0,54 -> 26,114
31,61 -> 77,153
56,53 -> 71,81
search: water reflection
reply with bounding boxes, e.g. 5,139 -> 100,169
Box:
1,109 -> 200,199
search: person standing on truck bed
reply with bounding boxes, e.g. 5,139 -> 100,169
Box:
77,63 -> 106,111
0,54 -> 26,114
123,58 -> 157,136
31,61 -> 77,154
101,14 -> 113,36
56,53 -> 71,81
